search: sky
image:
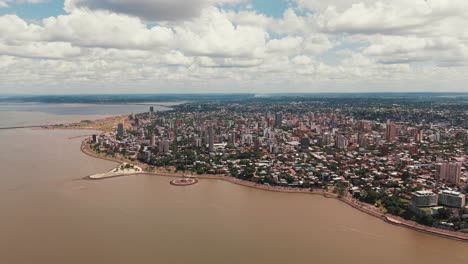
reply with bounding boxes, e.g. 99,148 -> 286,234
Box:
0,0 -> 467,94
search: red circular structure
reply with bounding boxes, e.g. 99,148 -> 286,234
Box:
170,177 -> 198,186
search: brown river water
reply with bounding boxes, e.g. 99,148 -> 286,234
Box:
0,108 -> 467,264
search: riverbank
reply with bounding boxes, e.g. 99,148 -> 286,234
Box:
82,139 -> 337,196
47,114 -> 130,132
80,138 -> 468,242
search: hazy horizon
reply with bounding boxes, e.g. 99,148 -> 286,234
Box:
1,92 -> 468,96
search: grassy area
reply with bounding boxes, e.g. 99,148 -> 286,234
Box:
50,115 -> 129,132
399,198 -> 410,204
376,200 -> 388,212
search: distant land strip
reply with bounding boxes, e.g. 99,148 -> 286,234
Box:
0,125 -> 44,130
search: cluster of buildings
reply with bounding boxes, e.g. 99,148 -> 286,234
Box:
435,162 -> 462,185
411,190 -> 465,209
90,100 -> 468,230
410,190 -> 466,229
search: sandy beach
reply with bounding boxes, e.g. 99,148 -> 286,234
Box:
88,163 -> 143,179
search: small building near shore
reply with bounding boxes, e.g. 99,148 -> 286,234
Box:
411,190 -> 438,207
438,190 -> 466,208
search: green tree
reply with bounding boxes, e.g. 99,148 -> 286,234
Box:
436,208 -> 451,220
363,190 -> 380,204
229,167 -> 239,177
239,165 -> 255,179
421,215 -> 434,226
335,183 -> 346,197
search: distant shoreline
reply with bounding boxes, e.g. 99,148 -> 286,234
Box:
79,137 -> 468,243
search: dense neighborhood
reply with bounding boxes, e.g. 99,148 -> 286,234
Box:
90,97 -> 468,232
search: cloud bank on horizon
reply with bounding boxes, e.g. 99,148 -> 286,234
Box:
0,0 -> 467,94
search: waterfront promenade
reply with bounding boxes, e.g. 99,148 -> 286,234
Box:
80,138 -> 468,242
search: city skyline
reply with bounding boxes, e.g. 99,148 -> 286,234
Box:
79,96 -> 467,237
1,0 -> 468,94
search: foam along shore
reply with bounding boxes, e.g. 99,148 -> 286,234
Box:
88,163 -> 143,179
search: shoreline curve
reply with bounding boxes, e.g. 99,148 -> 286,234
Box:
79,138 -> 468,243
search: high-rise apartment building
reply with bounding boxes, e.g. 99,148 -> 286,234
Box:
386,120 -> 396,143
275,112 -> 283,128
230,131 -> 236,144
300,136 -> 310,150
117,123 -> 124,138
436,162 -> 461,185
321,132 -> 331,146
150,134 -> 155,147
208,125 -> 214,152
335,134 -> 348,149
158,140 -> 170,154
358,133 -> 368,148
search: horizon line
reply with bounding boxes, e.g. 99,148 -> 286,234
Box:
1,92 -> 468,96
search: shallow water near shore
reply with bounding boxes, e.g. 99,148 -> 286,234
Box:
0,110 -> 467,264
